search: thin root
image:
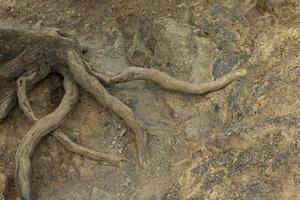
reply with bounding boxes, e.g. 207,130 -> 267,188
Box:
87,64 -> 247,94
53,131 -> 128,166
16,72 -> 39,122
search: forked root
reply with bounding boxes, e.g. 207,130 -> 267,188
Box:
16,71 -> 127,166
86,65 -> 247,94
68,51 -> 149,167
15,73 -> 79,200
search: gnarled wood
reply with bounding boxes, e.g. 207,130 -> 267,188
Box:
15,73 -> 79,200
16,72 -> 128,166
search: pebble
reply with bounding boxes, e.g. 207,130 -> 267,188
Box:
117,148 -> 123,154
125,177 -> 131,183
119,129 -> 127,137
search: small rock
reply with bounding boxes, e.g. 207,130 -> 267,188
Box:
119,129 -> 127,137
121,177 -> 132,187
33,20 -> 43,29
74,130 -> 81,143
72,155 -> 83,167
125,177 -> 131,183
90,187 -> 112,200
84,23 -> 91,30
117,148 -> 123,154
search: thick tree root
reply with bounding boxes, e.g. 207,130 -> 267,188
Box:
87,65 -> 247,94
15,73 -> 79,200
68,51 -> 149,167
16,71 -> 128,166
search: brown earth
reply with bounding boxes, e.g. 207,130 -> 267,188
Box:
0,0 -> 300,199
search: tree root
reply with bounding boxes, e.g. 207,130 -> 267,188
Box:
0,26 -> 247,200
17,72 -> 39,122
68,51 -> 149,167
16,70 -> 128,166
86,65 -> 247,94
15,72 -> 79,200
52,131 -> 128,166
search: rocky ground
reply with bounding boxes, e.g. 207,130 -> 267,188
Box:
0,0 -> 300,199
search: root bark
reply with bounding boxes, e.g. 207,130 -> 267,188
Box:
15,73 -> 79,200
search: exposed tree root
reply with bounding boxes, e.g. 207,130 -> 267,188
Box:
68,51 -> 149,167
53,131 -> 128,166
16,72 -> 128,166
15,73 -> 79,200
86,65 -> 246,94
0,26 -> 247,200
17,72 -> 40,122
